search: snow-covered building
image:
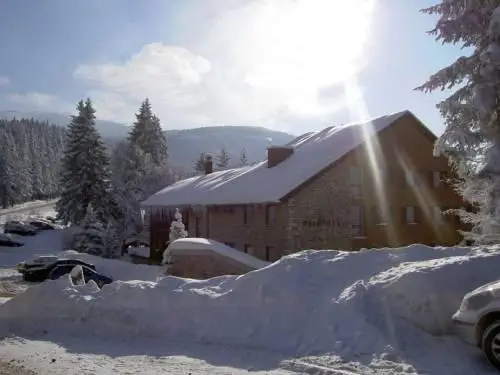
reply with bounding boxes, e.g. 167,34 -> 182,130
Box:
142,110 -> 467,262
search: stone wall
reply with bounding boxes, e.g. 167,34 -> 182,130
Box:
285,114 -> 466,252
187,204 -> 289,262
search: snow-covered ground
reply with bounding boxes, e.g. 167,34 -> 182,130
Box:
0,200 -> 56,225
0,222 -> 499,374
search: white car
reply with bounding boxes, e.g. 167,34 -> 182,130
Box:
453,280 -> 500,370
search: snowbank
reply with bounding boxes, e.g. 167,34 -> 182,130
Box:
1,245 -> 500,374
167,238 -> 270,269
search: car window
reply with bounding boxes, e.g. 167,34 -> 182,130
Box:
82,267 -> 95,277
55,265 -> 74,273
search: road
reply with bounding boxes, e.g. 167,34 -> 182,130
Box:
0,200 -> 57,218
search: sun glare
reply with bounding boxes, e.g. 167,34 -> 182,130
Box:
244,0 -> 375,114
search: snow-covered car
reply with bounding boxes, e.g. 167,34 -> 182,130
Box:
28,218 -> 56,230
0,233 -> 23,247
3,221 -> 37,236
17,256 -> 96,282
453,280 -> 500,370
49,264 -> 112,288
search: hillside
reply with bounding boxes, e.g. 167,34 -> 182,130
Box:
0,110 -> 296,169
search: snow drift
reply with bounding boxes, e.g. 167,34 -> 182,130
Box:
1,245 -> 499,373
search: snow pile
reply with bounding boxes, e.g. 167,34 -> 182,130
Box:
1,245 -> 499,373
167,238 -> 270,269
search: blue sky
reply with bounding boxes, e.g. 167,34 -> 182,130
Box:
0,0 -> 464,135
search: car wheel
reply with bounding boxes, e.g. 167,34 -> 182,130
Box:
482,321 -> 500,370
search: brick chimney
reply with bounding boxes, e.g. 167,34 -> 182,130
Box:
204,154 -> 213,175
267,146 -> 294,168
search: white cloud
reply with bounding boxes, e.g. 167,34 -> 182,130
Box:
8,92 -> 58,107
7,92 -> 71,113
0,76 -> 10,86
73,0 -> 376,131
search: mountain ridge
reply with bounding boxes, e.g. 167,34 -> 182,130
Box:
0,110 -> 296,170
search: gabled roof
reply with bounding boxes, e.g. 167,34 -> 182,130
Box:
141,110 -> 411,208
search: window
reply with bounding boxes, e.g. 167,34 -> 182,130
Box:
244,244 -> 253,255
405,206 -> 417,224
349,166 -> 362,196
349,206 -> 364,236
265,205 -> 276,225
372,205 -> 390,225
243,206 -> 254,224
265,246 -> 273,261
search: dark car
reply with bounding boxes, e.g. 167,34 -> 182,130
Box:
4,221 -> 37,236
49,264 -> 113,288
0,233 -> 23,247
18,257 -> 96,282
28,219 -> 55,230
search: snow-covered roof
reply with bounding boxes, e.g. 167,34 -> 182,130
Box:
167,238 -> 270,269
141,110 -> 410,207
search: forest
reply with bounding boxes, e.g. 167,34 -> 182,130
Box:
0,118 -> 65,208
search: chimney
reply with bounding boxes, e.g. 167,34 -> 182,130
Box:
204,154 -> 213,175
267,146 -> 294,168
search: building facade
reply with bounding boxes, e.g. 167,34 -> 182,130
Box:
143,111 -> 467,263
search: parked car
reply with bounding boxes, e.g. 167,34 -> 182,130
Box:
49,264 -> 112,288
453,280 -> 500,370
17,256 -> 96,282
28,218 -> 56,230
4,221 -> 37,236
0,233 -> 23,247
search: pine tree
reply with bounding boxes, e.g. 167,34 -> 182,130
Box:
239,148 -> 248,166
110,141 -> 148,237
194,152 -> 207,173
73,205 -> 106,256
73,205 -> 122,258
169,208 -> 188,242
56,98 -> 117,225
417,2 -> 500,244
0,130 -> 18,208
215,148 -> 230,169
128,99 -> 168,165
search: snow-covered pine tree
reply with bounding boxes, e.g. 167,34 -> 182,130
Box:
239,148 -> 248,166
56,98 -> 118,225
73,205 -> 106,256
194,152 -> 207,173
110,140 -> 148,238
73,205 -> 122,258
169,208 -> 188,242
417,1 -> 500,244
128,99 -> 168,166
215,147 -> 230,169
0,130 -> 18,208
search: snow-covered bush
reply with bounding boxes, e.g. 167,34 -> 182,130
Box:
169,208 -> 188,242
73,206 -> 121,258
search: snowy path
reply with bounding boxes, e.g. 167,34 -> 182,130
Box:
0,200 -> 56,218
0,336 -> 298,375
